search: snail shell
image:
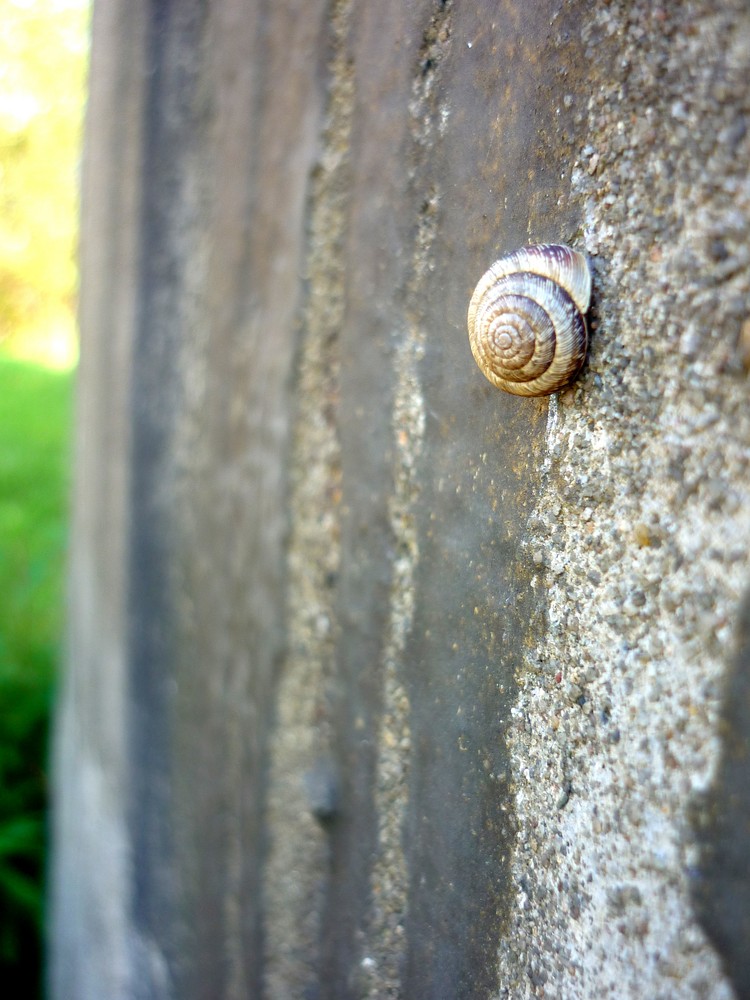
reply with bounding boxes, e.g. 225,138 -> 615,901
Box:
467,243 -> 591,397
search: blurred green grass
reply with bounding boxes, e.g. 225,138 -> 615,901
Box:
0,354 -> 72,995
0,1 -> 87,990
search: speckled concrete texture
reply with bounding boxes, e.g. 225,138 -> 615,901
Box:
692,587 -> 750,999
264,4 -> 351,995
498,2 -> 750,997
55,0 -> 750,996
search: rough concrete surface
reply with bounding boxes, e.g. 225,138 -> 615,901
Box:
498,2 -> 750,997
52,0 -> 750,998
692,588 -> 750,1000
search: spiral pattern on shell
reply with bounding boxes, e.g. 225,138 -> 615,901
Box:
467,243 -> 592,397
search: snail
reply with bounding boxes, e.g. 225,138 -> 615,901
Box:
467,243 -> 591,397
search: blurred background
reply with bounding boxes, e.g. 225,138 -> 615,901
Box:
0,0 -> 89,994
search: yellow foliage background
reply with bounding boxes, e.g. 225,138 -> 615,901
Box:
0,0 -> 89,369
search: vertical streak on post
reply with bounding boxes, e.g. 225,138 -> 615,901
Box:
49,1 -> 149,997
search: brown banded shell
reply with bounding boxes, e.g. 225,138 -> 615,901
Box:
467,244 -> 592,397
